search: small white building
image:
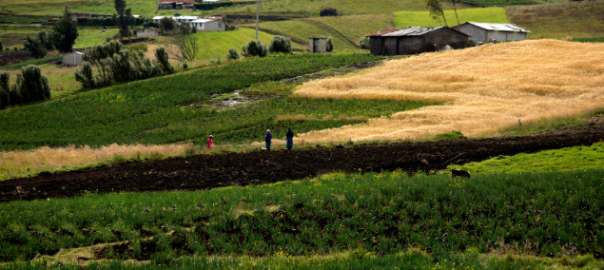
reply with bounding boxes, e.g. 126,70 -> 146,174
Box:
137,27 -> 162,38
190,18 -> 225,31
458,22 -> 530,44
309,37 -> 328,53
152,16 -> 200,25
62,52 -> 83,66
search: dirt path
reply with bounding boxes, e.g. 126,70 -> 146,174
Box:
1,123 -> 603,203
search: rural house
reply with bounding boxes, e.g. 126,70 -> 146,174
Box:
137,27 -> 161,37
158,0 -> 195,9
367,27 -> 469,56
458,22 -> 529,44
152,16 -> 200,24
190,18 -> 225,31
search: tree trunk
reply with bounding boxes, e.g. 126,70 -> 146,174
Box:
453,0 -> 460,31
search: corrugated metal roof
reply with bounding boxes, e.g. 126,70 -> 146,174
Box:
382,27 -> 443,37
367,28 -> 400,37
191,19 -> 215,23
464,22 -> 530,33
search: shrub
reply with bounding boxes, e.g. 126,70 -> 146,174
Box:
143,21 -> 159,28
320,7 -> 338,16
468,39 -> 477,47
24,36 -> 47,59
103,17 -> 115,27
226,47 -> 239,61
75,61 -> 97,88
269,35 -> 292,54
83,40 -> 122,64
0,41 -> 3,52
359,36 -> 370,50
432,131 -> 466,140
155,46 -> 174,73
159,17 -> 176,33
0,72 -> 9,109
38,31 -> 54,50
320,36 -> 334,52
18,65 -> 51,103
52,12 -> 79,53
243,40 -> 268,57
183,60 -> 188,69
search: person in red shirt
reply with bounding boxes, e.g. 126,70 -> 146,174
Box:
207,135 -> 214,151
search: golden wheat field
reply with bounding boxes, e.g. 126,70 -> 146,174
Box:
0,143 -> 195,180
291,40 -> 604,143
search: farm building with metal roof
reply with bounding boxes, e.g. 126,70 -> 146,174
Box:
458,22 -> 530,44
367,26 -> 469,56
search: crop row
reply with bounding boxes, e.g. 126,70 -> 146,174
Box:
0,169 -> 603,262
0,16 -> 47,24
0,53 -> 384,151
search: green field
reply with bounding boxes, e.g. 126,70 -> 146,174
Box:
0,53 -> 436,152
394,7 -> 510,28
190,27 -> 286,59
1,169 -> 603,267
506,1 -> 604,39
247,14 -> 395,50
449,142 -> 604,174
0,25 -> 119,50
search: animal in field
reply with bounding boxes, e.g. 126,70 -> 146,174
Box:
451,169 -> 470,179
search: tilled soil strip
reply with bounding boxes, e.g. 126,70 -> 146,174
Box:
1,130 -> 603,203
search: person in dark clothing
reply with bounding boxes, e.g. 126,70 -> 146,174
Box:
286,127 -> 294,150
265,129 -> 272,151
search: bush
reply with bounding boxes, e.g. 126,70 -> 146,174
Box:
75,61 -> 97,88
432,131 -> 467,140
0,72 -> 9,109
52,12 -> 79,53
155,46 -> 174,73
83,40 -> 123,64
269,35 -> 292,54
37,31 -> 54,50
226,47 -> 239,61
320,7 -> 338,16
159,17 -> 176,33
103,17 -> 115,27
359,36 -> 370,50
243,40 -> 268,57
468,39 -> 477,47
320,36 -> 334,52
143,21 -> 159,28
18,65 -> 51,102
183,60 -> 188,69
24,36 -> 47,59
0,41 -> 3,51
193,1 -> 233,10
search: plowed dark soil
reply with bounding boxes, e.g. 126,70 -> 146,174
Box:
1,124 -> 603,203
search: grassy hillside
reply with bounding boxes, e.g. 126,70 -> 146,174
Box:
394,7 -> 510,27
246,14 -> 395,51
0,0 -> 462,18
450,142 -> 604,174
0,25 -> 119,50
191,27 -> 283,59
506,0 -> 604,39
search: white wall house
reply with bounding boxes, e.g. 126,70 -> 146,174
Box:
152,16 -> 200,25
190,19 -> 225,31
458,22 -> 530,44
137,27 -> 161,38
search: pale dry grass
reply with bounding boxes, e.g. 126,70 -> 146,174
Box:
0,143 -> 194,180
293,40 -> 604,143
275,114 -> 370,122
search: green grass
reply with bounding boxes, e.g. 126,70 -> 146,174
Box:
0,15 -> 50,24
449,142 -> 604,174
1,169 -> 603,263
247,14 -> 395,50
73,27 -> 120,48
0,55 -> 61,70
0,25 -> 119,50
191,27 -> 279,60
506,1 -> 604,39
0,53 -> 423,151
394,7 -> 510,28
573,37 -> 604,43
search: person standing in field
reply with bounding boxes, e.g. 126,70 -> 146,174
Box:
286,127 -> 294,150
265,129 -> 272,151
207,135 -> 214,151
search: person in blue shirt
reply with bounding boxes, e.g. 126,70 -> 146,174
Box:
265,129 -> 272,151
286,128 -> 294,150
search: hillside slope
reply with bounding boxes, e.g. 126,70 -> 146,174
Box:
506,0 -> 604,39
394,7 -> 510,27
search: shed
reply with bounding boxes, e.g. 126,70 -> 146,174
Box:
367,26 -> 469,56
458,22 -> 530,43
137,27 -> 161,38
158,0 -> 195,9
190,19 -> 225,31
62,52 -> 83,66
309,37 -> 328,53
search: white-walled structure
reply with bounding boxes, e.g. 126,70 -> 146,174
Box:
190,19 -> 225,31
137,27 -> 161,37
62,52 -> 84,66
